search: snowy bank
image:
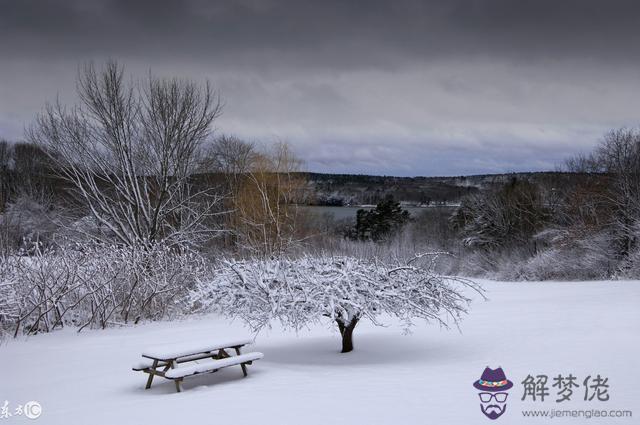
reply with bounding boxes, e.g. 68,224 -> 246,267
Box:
1,280 -> 638,424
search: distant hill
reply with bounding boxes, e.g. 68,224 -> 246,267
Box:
0,161 -> 595,212
301,171 -> 591,206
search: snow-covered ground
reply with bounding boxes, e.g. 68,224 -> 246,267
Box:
1,280 -> 639,424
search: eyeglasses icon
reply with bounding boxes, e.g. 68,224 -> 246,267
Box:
478,392 -> 509,403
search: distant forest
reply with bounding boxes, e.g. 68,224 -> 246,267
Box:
0,144 -> 599,212
302,171 -> 595,206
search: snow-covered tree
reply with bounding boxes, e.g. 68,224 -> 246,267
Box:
191,254 -> 483,353
451,178 -> 549,250
28,61 -> 224,247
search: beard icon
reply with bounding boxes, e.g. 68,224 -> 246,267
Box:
480,402 -> 507,420
473,367 -> 513,420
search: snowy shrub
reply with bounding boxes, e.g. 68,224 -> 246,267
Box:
8,246 -> 87,336
451,179 -> 549,250
190,254 -> 483,353
0,256 -> 19,335
617,226 -> 640,278
72,243 -> 207,330
1,242 -> 206,337
499,230 -> 614,281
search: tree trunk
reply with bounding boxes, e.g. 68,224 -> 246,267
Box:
337,317 -> 359,353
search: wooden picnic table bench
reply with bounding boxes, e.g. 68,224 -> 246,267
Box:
132,338 -> 263,392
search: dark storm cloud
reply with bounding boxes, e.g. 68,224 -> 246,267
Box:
2,0 -> 640,175
3,0 -> 640,63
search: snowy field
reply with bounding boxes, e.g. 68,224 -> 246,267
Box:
1,280 -> 639,424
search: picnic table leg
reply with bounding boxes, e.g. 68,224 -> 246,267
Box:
145,359 -> 158,389
234,347 -> 248,377
170,360 -> 183,393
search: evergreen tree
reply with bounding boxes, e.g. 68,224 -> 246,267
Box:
348,196 -> 410,241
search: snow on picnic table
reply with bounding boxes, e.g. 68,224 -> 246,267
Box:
1,280 -> 639,424
164,352 -> 264,379
141,338 -> 254,360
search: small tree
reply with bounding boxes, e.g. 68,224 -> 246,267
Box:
191,254 -> 483,353
201,138 -> 307,256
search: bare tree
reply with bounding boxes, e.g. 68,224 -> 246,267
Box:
594,129 -> 640,258
564,153 -> 600,174
0,140 -> 11,212
28,61 -> 223,247
201,135 -> 256,250
552,128 -> 640,275
234,142 -> 308,257
204,135 -> 256,193
202,138 -> 308,256
0,140 -> 9,170
451,178 -> 549,251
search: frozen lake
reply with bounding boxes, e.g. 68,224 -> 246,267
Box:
300,205 -> 457,221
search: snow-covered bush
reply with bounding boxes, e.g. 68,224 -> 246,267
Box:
513,230 -> 613,281
71,243 -> 206,330
0,255 -> 19,333
617,225 -> 640,278
190,254 -> 483,353
1,242 -> 206,337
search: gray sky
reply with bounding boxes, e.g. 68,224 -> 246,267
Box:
2,0 -> 640,176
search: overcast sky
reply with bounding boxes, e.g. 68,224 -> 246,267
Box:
2,0 -> 640,176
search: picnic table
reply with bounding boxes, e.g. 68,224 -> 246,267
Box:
132,338 -> 263,392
